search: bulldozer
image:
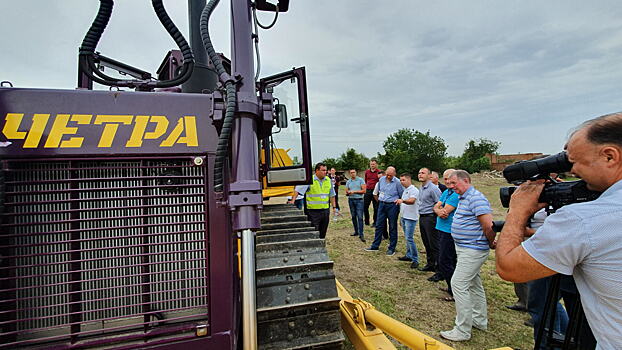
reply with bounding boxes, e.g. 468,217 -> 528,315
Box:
0,1 -> 522,349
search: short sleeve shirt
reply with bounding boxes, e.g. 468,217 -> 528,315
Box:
435,189 -> 460,233
522,180 -> 622,349
419,181 -> 442,214
400,185 -> 420,220
345,177 -> 365,199
450,186 -> 492,250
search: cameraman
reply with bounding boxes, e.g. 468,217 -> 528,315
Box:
496,113 -> 622,349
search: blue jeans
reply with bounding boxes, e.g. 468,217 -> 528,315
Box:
371,202 -> 399,251
348,198 -> 364,238
294,198 -> 304,210
400,217 -> 418,262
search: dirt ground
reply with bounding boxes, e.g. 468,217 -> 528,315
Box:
274,174 -> 534,349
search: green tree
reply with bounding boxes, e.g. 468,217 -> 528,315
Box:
457,138 -> 500,173
338,148 -> 369,171
320,157 -> 341,170
378,129 -> 447,175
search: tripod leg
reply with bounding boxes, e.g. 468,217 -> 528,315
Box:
534,275 -> 561,350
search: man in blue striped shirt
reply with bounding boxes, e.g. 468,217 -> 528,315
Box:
440,170 -> 494,342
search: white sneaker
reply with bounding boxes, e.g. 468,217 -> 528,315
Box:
440,328 -> 471,342
333,216 -> 338,221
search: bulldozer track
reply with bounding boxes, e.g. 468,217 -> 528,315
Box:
257,204 -> 344,350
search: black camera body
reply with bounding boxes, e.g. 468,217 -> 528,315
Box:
499,152 -> 601,211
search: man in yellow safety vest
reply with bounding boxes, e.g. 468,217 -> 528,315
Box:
289,162 -> 337,238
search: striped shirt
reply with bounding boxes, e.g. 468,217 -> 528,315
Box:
451,186 -> 492,250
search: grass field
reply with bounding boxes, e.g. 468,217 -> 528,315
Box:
323,174 -> 534,350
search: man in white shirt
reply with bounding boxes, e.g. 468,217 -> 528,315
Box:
396,173 -> 420,268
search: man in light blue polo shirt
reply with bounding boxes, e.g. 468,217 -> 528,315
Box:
440,170 -> 494,342
433,168 -> 459,298
365,166 -> 403,255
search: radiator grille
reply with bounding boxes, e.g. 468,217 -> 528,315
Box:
0,158 -> 209,348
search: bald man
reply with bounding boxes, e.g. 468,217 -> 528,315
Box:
365,166 -> 404,255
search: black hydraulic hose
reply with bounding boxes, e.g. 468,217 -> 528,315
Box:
200,0 -> 236,192
150,0 -> 194,87
79,0 -> 195,88
78,0 -> 122,85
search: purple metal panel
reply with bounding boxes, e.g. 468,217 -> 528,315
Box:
0,156 -> 238,349
229,0 -> 262,232
0,88 -> 218,157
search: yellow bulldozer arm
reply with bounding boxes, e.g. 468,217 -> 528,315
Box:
336,280 -> 513,350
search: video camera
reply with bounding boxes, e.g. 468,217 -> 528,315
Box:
499,152 -> 601,212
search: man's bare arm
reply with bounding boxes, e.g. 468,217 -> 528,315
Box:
496,181 -> 556,282
433,201 -> 443,216
442,204 -> 456,215
477,213 -> 495,248
358,183 -> 367,194
288,191 -> 300,204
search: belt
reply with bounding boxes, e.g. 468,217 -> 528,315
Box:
381,201 -> 397,204
420,213 -> 436,217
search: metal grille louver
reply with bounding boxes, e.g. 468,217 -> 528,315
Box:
0,158 -> 209,349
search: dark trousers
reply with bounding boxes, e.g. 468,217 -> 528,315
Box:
438,229 -> 457,295
513,282 -> 529,308
307,208 -> 330,239
370,202 -> 399,251
363,189 -> 378,225
419,215 -> 439,269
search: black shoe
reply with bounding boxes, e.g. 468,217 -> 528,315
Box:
350,232 -> 359,236
360,237 -> 366,243
365,221 -> 370,226
410,261 -> 419,269
427,273 -> 443,282
524,319 -> 534,327
397,256 -> 411,261
418,265 -> 435,272
382,234 -> 388,239
506,304 -> 528,312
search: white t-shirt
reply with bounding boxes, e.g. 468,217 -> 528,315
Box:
400,185 -> 419,220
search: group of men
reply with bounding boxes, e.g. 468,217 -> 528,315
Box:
345,161 -> 494,342
287,113 -> 622,349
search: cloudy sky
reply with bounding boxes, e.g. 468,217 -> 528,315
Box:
2,1 -> 622,162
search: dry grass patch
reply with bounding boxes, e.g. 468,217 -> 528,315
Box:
324,175 -> 533,350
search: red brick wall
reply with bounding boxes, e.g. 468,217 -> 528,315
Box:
486,153 -> 544,171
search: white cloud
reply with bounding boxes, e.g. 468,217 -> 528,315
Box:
2,0 -> 622,163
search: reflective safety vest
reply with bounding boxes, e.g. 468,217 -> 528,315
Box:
306,177 -> 332,209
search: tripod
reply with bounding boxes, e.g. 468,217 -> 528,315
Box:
533,274 -> 595,350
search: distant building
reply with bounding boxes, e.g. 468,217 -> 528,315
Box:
485,152 -> 544,171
